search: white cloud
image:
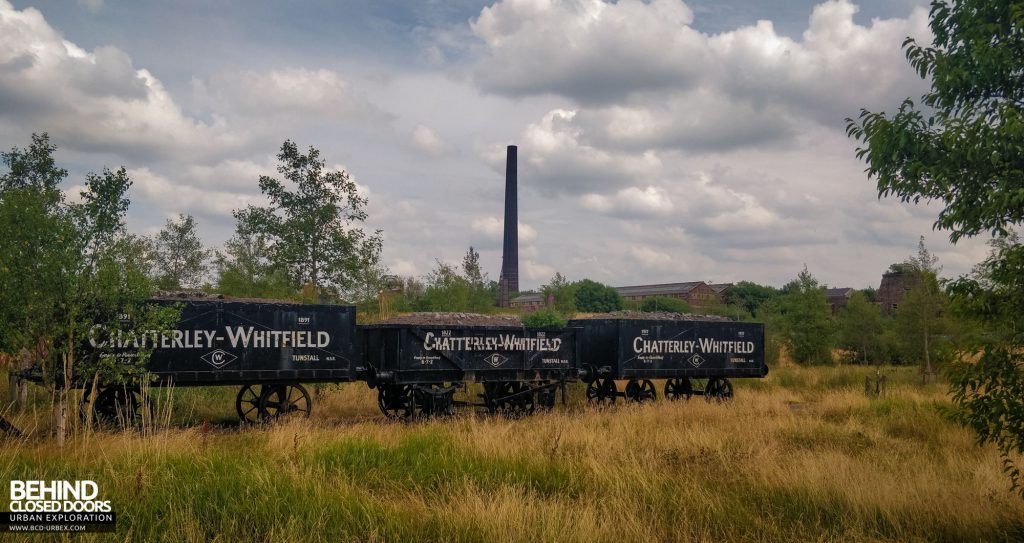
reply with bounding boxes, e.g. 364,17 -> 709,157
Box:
472,0 -> 704,103
409,123 -> 451,156
470,0 -> 929,150
522,258 -> 555,281
130,167 -> 266,218
389,259 -> 419,277
581,185 -> 675,218
0,1 -> 245,161
195,68 -> 388,122
470,216 -> 538,247
628,245 -> 676,272
492,108 -> 663,194
0,0 -> 990,293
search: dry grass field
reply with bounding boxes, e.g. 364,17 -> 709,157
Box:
2,365 -> 1022,542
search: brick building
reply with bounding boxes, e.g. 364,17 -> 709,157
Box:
510,292 -> 546,312
615,281 -> 722,308
825,287 -> 855,314
511,281 -> 725,312
878,271 -> 918,315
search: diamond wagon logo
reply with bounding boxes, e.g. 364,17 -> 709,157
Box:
688,354 -> 706,368
484,353 -> 508,368
201,349 -> 237,368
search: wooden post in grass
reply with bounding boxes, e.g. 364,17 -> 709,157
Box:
17,349 -> 29,409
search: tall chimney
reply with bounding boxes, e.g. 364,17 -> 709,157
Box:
499,145 -> 519,307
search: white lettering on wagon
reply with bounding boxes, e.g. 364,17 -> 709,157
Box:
88,325 -> 331,349
631,337 -> 755,355
421,332 -> 562,352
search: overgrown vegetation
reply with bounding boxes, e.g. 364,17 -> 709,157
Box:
573,279 -> 623,313
521,309 -> 566,328
0,134 -> 179,445
847,0 -> 1024,494
2,365 -> 1021,542
639,296 -> 692,314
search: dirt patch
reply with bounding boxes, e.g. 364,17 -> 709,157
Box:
571,310 -> 733,322
377,312 -> 523,327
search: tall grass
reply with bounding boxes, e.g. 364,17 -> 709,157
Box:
1,366 -> 1022,542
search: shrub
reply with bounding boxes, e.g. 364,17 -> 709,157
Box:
574,279 -> 623,313
522,309 -> 566,328
639,296 -> 692,314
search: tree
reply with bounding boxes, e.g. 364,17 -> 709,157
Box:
847,1 -> 1024,243
0,133 -> 67,196
214,224 -> 293,299
0,136 -> 176,444
541,272 -> 578,317
152,214 -> 210,290
640,296 -> 692,314
894,237 -> 949,381
460,246 -> 497,308
462,246 -> 483,286
837,292 -> 886,364
724,281 -> 780,317
773,267 -> 835,364
574,279 -> 623,313
947,231 -> 1024,493
847,0 -> 1024,495
236,140 -> 383,300
415,260 -> 493,313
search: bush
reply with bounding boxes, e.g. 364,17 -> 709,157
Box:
574,279 -> 623,313
701,303 -> 751,321
521,309 -> 566,328
640,296 -> 692,314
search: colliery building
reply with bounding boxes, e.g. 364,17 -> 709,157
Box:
825,287 -> 855,313
616,281 -> 723,307
512,281 -> 728,312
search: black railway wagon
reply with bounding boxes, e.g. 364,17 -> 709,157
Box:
84,298 -> 357,423
360,324 -> 579,419
569,318 -> 767,404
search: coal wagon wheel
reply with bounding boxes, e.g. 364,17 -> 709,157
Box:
235,385 -> 264,423
703,377 -> 734,402
258,384 -> 312,420
498,382 -> 535,418
481,382 -> 503,414
91,386 -> 147,428
533,382 -> 557,412
664,378 -> 694,401
413,384 -> 455,418
378,384 -> 414,420
586,378 -> 618,406
624,379 -> 657,403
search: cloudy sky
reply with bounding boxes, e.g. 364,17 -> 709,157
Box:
0,0 -> 990,291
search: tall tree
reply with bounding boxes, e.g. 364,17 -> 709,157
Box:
152,213 -> 210,290
837,291 -> 886,364
236,140 -> 383,300
0,133 -> 67,196
847,0 -> 1024,494
539,272 -> 578,317
0,136 -> 176,444
214,224 -> 293,299
724,281 -> 780,317
895,237 -> 949,381
462,246 -> 483,287
773,267 -> 835,364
